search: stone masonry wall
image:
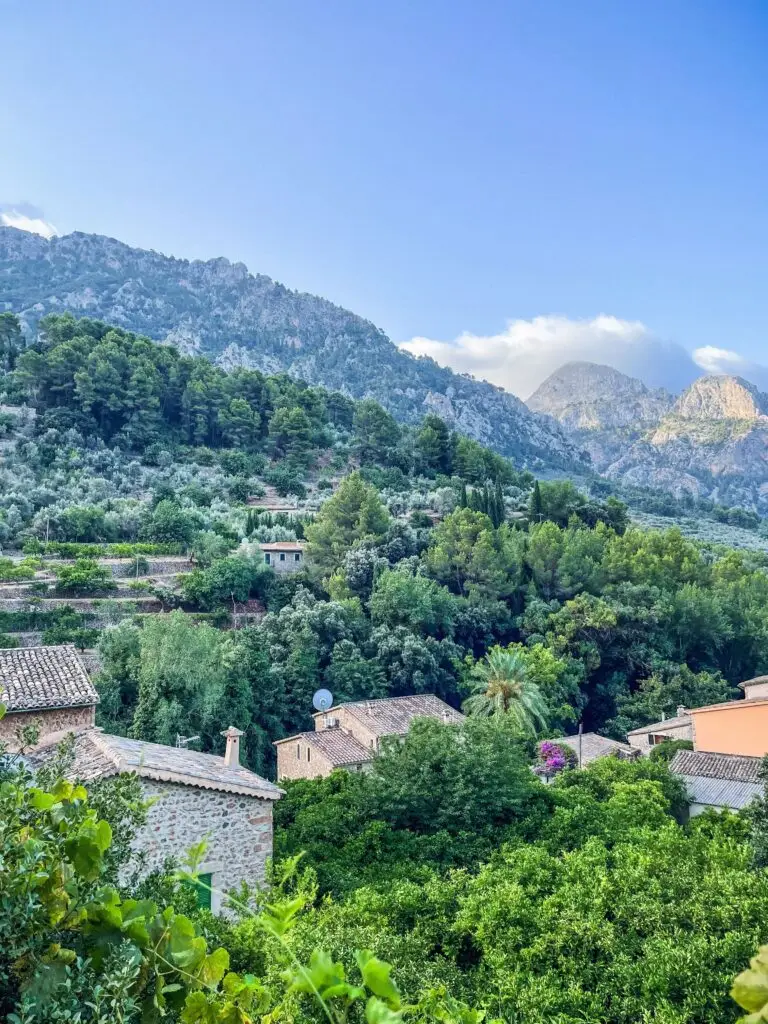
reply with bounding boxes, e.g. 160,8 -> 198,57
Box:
628,721 -> 693,753
316,706 -> 379,752
132,780 -> 274,903
276,739 -> 335,781
0,703 -> 95,745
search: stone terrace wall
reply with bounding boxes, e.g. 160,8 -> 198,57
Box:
132,780 -> 274,903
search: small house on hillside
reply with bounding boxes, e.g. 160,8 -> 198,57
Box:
259,542 -> 306,574
274,694 -> 464,781
627,706 -> 692,753
556,732 -> 637,767
1,645 -> 282,911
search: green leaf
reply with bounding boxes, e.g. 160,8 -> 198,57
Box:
198,947 -> 230,990
732,954 -> 768,1015
366,996 -> 403,1024
180,991 -> 217,1024
357,951 -> 401,1008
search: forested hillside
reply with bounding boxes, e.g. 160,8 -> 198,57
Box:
0,312 -> 766,769
0,225 -> 580,466
4,311 -> 768,1023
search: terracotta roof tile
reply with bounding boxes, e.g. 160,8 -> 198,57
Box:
275,729 -> 371,767
556,732 -> 636,765
670,748 -> 764,784
328,694 -> 464,736
31,729 -> 284,799
0,646 -> 98,712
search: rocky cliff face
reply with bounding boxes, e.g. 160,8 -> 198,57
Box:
607,376 -> 768,510
0,226 -> 580,467
527,364 -> 768,511
527,362 -> 673,469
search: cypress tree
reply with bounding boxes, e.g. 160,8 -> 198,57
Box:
459,481 -> 468,508
530,480 -> 543,522
494,479 -> 505,527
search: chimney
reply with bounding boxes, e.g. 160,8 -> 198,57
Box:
221,726 -> 244,767
676,706 -> 688,718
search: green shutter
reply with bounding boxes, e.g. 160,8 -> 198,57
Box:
191,872 -> 212,910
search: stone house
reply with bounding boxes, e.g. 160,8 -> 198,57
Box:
2,645 -> 283,911
555,731 -> 637,768
0,645 -> 98,744
627,706 -> 692,753
259,541 -> 306,574
274,693 -> 464,781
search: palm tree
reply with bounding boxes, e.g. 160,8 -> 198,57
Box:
463,646 -> 549,735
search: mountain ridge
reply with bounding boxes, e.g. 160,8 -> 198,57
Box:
528,362 -> 768,510
0,225 -> 581,468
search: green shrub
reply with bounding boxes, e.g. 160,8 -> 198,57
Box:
54,560 -> 118,597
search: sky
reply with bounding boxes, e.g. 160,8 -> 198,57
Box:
1,0 -> 767,396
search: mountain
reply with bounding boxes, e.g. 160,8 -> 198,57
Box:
606,375 -> 768,507
527,363 -> 768,511
527,361 -> 674,470
0,226 -> 579,467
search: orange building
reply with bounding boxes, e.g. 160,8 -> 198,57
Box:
689,676 -> 768,757
669,675 -> 768,815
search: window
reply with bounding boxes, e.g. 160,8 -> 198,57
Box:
296,744 -> 301,760
307,746 -> 311,763
279,552 -> 286,561
264,552 -> 271,564
294,552 -> 301,562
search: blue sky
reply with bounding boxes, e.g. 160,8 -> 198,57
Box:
1,0 -> 767,393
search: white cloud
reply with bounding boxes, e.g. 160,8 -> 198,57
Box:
693,346 -> 768,391
400,314 -> 700,397
0,208 -> 58,239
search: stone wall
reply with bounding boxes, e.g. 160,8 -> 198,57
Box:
316,707 -> 379,752
9,631 -> 44,647
628,721 -> 693,753
0,703 -> 96,745
263,551 -> 304,575
276,739 -> 337,781
132,780 -> 274,908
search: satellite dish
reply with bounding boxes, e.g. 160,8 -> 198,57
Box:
312,688 -> 333,712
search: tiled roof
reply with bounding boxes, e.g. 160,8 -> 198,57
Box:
31,729 -> 284,799
0,645 -> 99,712
556,732 -> 636,766
691,697 -> 768,713
626,712 -> 691,737
739,675 -> 768,691
669,748 -> 764,784
276,729 -> 371,767
326,694 -> 465,737
259,542 -> 305,551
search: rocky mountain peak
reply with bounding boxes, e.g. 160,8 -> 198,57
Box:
527,361 -> 673,432
672,375 -> 768,421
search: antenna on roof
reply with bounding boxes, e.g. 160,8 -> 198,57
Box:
312,689 -> 333,712
176,734 -> 200,749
